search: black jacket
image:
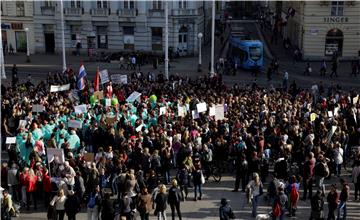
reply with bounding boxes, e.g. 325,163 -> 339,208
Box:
155,192 -> 167,211
167,186 -> 182,204
64,194 -> 80,215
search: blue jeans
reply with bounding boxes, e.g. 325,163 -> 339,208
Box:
336,164 -> 342,176
194,184 -> 202,200
252,196 -> 258,217
337,201 -> 347,220
164,169 -> 171,183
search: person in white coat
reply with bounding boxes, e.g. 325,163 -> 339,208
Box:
333,142 -> 344,177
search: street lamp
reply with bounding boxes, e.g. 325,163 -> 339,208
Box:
210,0 -> 215,77
197,32 -> 203,72
24,28 -> 30,63
60,0 -> 67,72
164,0 -> 169,80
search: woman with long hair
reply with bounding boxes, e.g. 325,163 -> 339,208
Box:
50,189 -> 67,220
26,168 -> 38,210
154,184 -> 167,220
137,187 -> 152,220
246,172 -> 263,217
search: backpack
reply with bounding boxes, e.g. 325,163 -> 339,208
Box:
87,194 -> 96,208
290,184 -> 299,203
273,201 -> 281,217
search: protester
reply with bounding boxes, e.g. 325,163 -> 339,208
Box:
154,184 -> 167,220
246,173 -> 263,217
137,187 -> 152,220
219,198 -> 235,220
337,179 -> 350,220
309,190 -> 324,220
50,189 -> 67,220
168,179 -> 183,220
64,190 -> 80,220
327,184 -> 339,220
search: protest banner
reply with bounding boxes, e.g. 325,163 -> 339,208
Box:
32,104 -> 45,113
111,74 -> 127,84
215,104 -> 225,121
209,106 -> 216,116
126,91 -> 141,102
68,120 -> 82,129
310,113 -> 317,122
6,137 -> 16,144
100,69 -> 110,84
196,102 -> 207,113
94,91 -> 104,100
178,105 -> 186,117
83,153 -> 94,162
50,84 -> 70,92
159,106 -> 167,116
74,104 -> 87,114
47,148 -> 65,163
192,110 -> 200,119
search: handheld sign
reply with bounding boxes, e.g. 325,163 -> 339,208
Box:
74,104 -> 87,114
32,104 -> 45,113
68,120 -> 82,129
111,74 -> 127,84
215,104 -> 225,121
100,69 -> 110,84
47,148 -> 65,163
196,102 -> 207,113
50,84 -> 70,92
126,91 -> 141,102
209,106 -> 216,116
6,137 -> 16,144
192,110 -> 200,119
159,107 -> 167,116
94,91 -> 104,100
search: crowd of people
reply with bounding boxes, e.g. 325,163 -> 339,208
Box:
1,64 -> 360,220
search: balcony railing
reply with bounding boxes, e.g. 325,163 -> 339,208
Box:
91,8 -> 109,16
64,7 -> 83,16
41,6 -> 55,16
148,9 -> 164,17
118,8 -> 136,17
172,9 -> 199,16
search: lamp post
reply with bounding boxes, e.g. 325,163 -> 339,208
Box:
210,0 -> 215,77
60,0 -> 67,72
24,28 -> 30,63
164,0 -> 169,80
0,21 -> 6,79
197,32 -> 203,72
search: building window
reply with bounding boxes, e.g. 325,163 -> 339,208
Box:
179,0 -> 187,9
325,28 -> 343,56
16,1 -> 25,16
124,0 -> 135,9
15,31 -> 27,52
70,0 -> 81,8
152,27 -> 162,50
153,1 -> 162,10
97,0 -> 108,8
123,26 -> 135,50
97,26 -> 108,49
44,1 -> 53,7
331,1 -> 344,16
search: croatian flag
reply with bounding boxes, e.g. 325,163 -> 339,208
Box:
77,64 -> 87,90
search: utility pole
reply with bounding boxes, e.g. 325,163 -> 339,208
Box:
60,0 -> 67,72
164,0 -> 169,80
210,0 -> 215,77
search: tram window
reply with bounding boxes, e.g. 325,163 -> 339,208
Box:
249,47 -> 261,61
231,46 -> 247,63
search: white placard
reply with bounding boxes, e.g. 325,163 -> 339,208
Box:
111,74 -> 128,84
100,69 -> 110,84
192,110 -> 200,119
353,95 -> 359,105
136,124 -> 144,132
47,148 -> 65,163
126,91 -> 141,102
32,104 -> 45,113
159,106 -> 167,116
6,137 -> 16,144
68,120 -> 82,129
328,111 -> 333,118
18,120 -> 27,129
105,99 -> 111,107
178,105 -> 186,117
209,106 -> 216,116
50,84 -> 70,92
74,104 -> 87,114
334,107 -> 339,117
196,102 -> 207,113
215,104 -> 225,121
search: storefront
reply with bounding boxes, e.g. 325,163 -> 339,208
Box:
1,22 -> 34,54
